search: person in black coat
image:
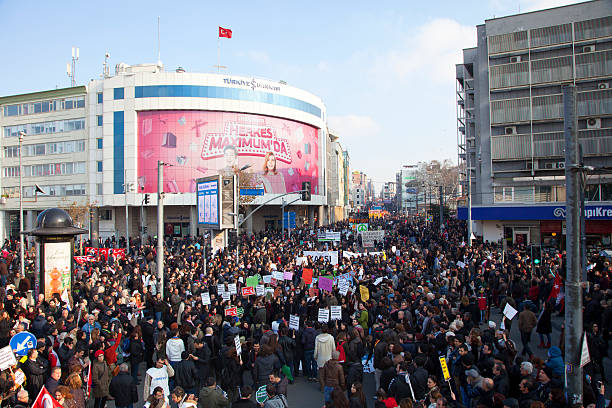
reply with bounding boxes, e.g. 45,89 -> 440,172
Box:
193,338 -> 212,386
128,332 -> 145,383
22,349 -> 47,400
109,364 -> 139,408
174,351 -> 199,395
141,316 -> 156,368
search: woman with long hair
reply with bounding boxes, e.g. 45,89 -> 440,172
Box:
349,382 -> 366,408
54,386 -> 78,408
65,373 -> 85,408
259,152 -> 286,194
537,301 -> 553,348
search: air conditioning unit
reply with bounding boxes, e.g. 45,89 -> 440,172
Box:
544,162 -> 554,169
505,126 -> 517,135
557,162 -> 565,169
598,82 -> 610,89
583,45 -> 595,53
587,118 -> 601,129
510,56 -> 522,63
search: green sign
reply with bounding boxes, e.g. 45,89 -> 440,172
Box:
356,223 -> 368,232
246,276 -> 259,288
255,385 -> 268,404
237,307 -> 244,318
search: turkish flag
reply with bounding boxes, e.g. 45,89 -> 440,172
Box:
219,27 -> 232,38
32,386 -> 63,408
548,274 -> 563,301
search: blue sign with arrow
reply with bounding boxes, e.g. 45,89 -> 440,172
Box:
10,332 -> 37,356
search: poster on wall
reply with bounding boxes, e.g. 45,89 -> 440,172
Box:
137,111 -> 320,197
43,242 -> 71,299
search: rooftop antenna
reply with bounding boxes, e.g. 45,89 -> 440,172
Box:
68,47 -> 79,87
103,52 -> 111,78
157,16 -> 161,66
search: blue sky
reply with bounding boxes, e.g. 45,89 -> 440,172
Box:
0,0 -> 580,187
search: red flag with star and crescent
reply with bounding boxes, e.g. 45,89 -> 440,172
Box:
548,274 -> 563,302
32,386 -> 63,408
219,27 -> 232,38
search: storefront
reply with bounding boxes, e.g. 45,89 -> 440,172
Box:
458,204 -> 612,249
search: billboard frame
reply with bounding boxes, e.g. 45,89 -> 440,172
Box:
196,176 -> 222,229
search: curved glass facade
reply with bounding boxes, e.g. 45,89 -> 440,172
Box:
134,85 -> 322,119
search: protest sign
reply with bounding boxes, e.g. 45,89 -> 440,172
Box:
289,315 -> 300,331
330,306 -> 342,321
201,292 -> 211,305
318,308 -> 329,323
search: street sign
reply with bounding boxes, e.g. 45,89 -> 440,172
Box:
356,223 -> 368,232
239,188 -> 264,196
10,332 -> 36,357
283,211 -> 296,229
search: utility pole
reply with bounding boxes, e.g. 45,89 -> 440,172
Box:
439,185 -> 444,232
281,198 -> 286,237
467,150 -> 473,246
18,131 -> 25,277
157,161 -> 165,299
124,170 -> 132,254
563,84 -> 583,404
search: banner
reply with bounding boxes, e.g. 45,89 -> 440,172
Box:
303,251 -> 338,265
225,307 -> 238,317
359,231 -> 385,248
302,268 -> 313,284
359,285 -> 369,302
241,287 -> 255,296
318,277 -> 333,292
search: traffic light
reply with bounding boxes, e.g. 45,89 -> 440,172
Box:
144,194 -> 150,204
301,181 -> 311,201
532,245 -> 542,265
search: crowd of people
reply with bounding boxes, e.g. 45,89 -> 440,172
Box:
0,213 -> 611,408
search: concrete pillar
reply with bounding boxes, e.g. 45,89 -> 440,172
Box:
308,206 -> 314,228
0,211 -> 5,244
26,210 -> 35,248
245,205 -> 253,236
318,206 -> 325,227
189,205 -> 197,237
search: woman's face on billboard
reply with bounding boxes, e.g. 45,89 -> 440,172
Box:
266,154 -> 276,171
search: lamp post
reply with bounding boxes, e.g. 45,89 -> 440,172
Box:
123,171 -> 133,254
18,131 -> 25,277
234,164 -> 251,259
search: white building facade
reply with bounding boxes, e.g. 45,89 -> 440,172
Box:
0,65 -> 330,242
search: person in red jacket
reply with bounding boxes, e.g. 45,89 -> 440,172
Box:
336,332 -> 347,366
104,327 -> 123,372
477,289 -> 487,324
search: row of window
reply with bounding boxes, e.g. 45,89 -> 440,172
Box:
2,184 -> 86,198
4,118 -> 85,138
2,96 -> 85,117
3,162 -> 87,178
494,183 -> 612,203
3,140 -> 86,158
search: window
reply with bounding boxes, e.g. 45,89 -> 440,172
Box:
97,92 -> 103,104
97,183 -> 103,195
3,118 -> 85,138
97,161 -> 103,172
3,105 -> 20,116
3,167 -> 19,177
97,138 -> 103,149
3,146 -> 19,158
100,209 -> 112,220
97,115 -> 103,127
114,88 -> 124,100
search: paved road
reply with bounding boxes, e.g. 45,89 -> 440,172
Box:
102,304 -> 609,408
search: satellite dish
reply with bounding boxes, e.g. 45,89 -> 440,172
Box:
34,185 -> 45,194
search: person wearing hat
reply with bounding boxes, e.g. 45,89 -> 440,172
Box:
91,349 -> 112,408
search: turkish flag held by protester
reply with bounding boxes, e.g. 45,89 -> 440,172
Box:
32,386 -> 63,408
219,26 -> 232,38
86,364 -> 92,398
548,274 -> 563,301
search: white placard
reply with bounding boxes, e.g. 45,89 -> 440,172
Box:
272,271 -> 284,281
256,285 -> 265,296
217,284 -> 225,294
289,315 -> 300,331
581,334 -> 590,367
201,292 -> 211,305
374,277 -> 383,286
296,257 -> 307,266
234,335 -> 242,355
318,308 -> 329,323
222,291 -> 231,302
358,230 -> 385,248
228,283 -> 237,295
263,275 -> 272,284
503,303 -> 518,320
456,261 -> 466,268
0,346 -> 17,371
338,279 -> 350,296
303,251 -> 339,265
330,306 -> 342,321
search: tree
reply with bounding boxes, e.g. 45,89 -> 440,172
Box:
61,200 -> 97,252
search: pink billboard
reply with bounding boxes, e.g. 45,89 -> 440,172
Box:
137,111 -> 321,195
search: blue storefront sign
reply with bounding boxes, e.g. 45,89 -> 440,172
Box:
457,204 -> 612,221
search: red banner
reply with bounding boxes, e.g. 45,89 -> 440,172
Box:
225,307 -> 238,317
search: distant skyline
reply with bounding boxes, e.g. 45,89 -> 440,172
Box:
0,0 -> 582,187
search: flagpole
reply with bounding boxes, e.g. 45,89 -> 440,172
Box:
217,35 -> 220,74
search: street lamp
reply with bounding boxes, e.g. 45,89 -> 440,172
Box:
232,164 -> 252,259
18,131 -> 25,277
